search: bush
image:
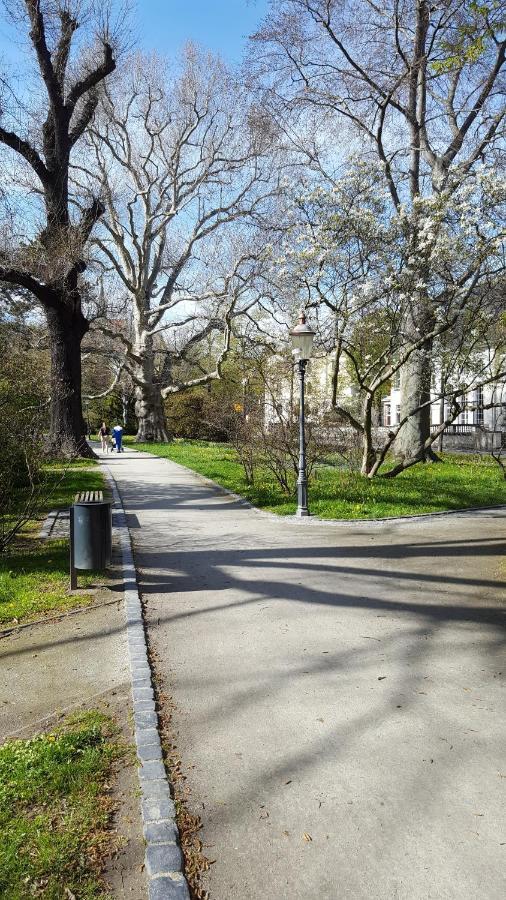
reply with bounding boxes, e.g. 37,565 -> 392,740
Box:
165,391 -> 230,441
0,332 -> 52,550
86,389 -> 137,435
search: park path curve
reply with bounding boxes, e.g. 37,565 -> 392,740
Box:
106,449 -> 506,900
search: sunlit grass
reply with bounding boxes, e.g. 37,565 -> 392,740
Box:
0,465 -> 107,625
0,539 -> 99,624
132,439 -> 506,519
0,711 -> 124,899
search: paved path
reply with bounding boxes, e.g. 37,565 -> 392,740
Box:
108,450 -> 505,900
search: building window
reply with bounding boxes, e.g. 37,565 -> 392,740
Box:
476,386 -> 484,425
395,405 -> 401,424
383,403 -> 391,427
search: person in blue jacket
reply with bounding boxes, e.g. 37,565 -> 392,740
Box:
112,424 -> 124,452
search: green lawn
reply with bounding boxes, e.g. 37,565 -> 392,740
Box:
0,711 -> 124,899
25,459 -> 106,520
0,539 -> 100,625
131,439 -> 506,519
0,462 -> 107,625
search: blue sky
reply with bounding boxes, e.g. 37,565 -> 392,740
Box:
0,0 -> 271,66
138,0 -> 270,62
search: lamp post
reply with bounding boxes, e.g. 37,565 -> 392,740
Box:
289,310 -> 315,517
83,396 -> 91,441
241,376 -> 248,418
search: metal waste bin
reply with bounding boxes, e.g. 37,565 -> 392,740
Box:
70,493 -> 112,588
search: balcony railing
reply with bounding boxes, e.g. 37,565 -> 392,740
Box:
430,423 -> 478,435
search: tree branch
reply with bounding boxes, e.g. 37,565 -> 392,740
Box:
0,265 -> 57,307
66,42 -> 115,111
0,126 -> 49,184
25,0 -> 64,110
161,313 -> 233,396
84,363 -> 125,399
442,39 -> 506,168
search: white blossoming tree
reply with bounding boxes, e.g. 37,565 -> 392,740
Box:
275,162 -> 506,476
250,0 -> 506,465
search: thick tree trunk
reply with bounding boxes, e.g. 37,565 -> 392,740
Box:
45,302 -> 93,458
132,326 -> 171,442
135,382 -> 171,442
395,323 -> 437,462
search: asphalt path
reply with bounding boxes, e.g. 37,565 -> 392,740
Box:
107,449 -> 506,900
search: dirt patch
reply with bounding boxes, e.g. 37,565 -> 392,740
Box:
102,695 -> 147,900
145,642 -> 212,900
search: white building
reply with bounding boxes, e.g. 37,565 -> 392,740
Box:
381,371 -> 506,450
264,351 -> 355,424
265,351 -> 506,451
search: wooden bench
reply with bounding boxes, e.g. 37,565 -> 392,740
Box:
74,491 -> 104,503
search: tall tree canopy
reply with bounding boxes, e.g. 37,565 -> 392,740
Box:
81,49 -> 279,441
0,0 -> 120,455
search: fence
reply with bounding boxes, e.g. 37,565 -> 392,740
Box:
430,423 -> 478,435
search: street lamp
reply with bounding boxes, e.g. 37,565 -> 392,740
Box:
241,376 -> 248,418
289,309 -> 315,517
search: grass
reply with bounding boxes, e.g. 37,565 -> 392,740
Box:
0,539 -> 99,625
27,460 -> 105,521
0,462 -> 107,626
131,439 -> 506,519
0,711 -> 124,899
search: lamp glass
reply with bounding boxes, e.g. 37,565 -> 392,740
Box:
290,325 -> 315,360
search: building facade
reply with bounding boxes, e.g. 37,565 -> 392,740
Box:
381,375 -> 506,450
265,351 -> 506,451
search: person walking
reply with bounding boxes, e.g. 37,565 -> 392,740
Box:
98,421 -> 110,453
112,424 -> 124,453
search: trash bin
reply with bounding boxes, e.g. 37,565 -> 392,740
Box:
72,498 -> 112,570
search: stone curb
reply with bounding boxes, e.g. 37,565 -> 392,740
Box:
40,507 -> 71,540
103,466 -> 191,900
39,510 -> 58,539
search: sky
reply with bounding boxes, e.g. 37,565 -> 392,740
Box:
0,0 -> 271,67
137,0 -> 270,62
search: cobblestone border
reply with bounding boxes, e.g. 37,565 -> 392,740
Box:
39,508 -> 70,539
104,468 -> 190,900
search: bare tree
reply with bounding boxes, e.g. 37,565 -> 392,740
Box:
0,0 -> 120,456
77,50 -> 278,441
207,350 -> 333,493
250,0 -> 506,462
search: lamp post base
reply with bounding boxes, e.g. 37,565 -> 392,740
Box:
296,507 -> 310,517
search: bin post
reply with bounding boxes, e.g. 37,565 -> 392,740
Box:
69,504 -> 78,590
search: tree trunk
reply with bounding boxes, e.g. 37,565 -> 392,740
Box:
360,395 -> 376,476
135,382 -> 171,442
45,302 -> 94,458
395,299 -> 438,462
395,342 -> 439,461
438,371 -> 445,453
132,327 -> 171,442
